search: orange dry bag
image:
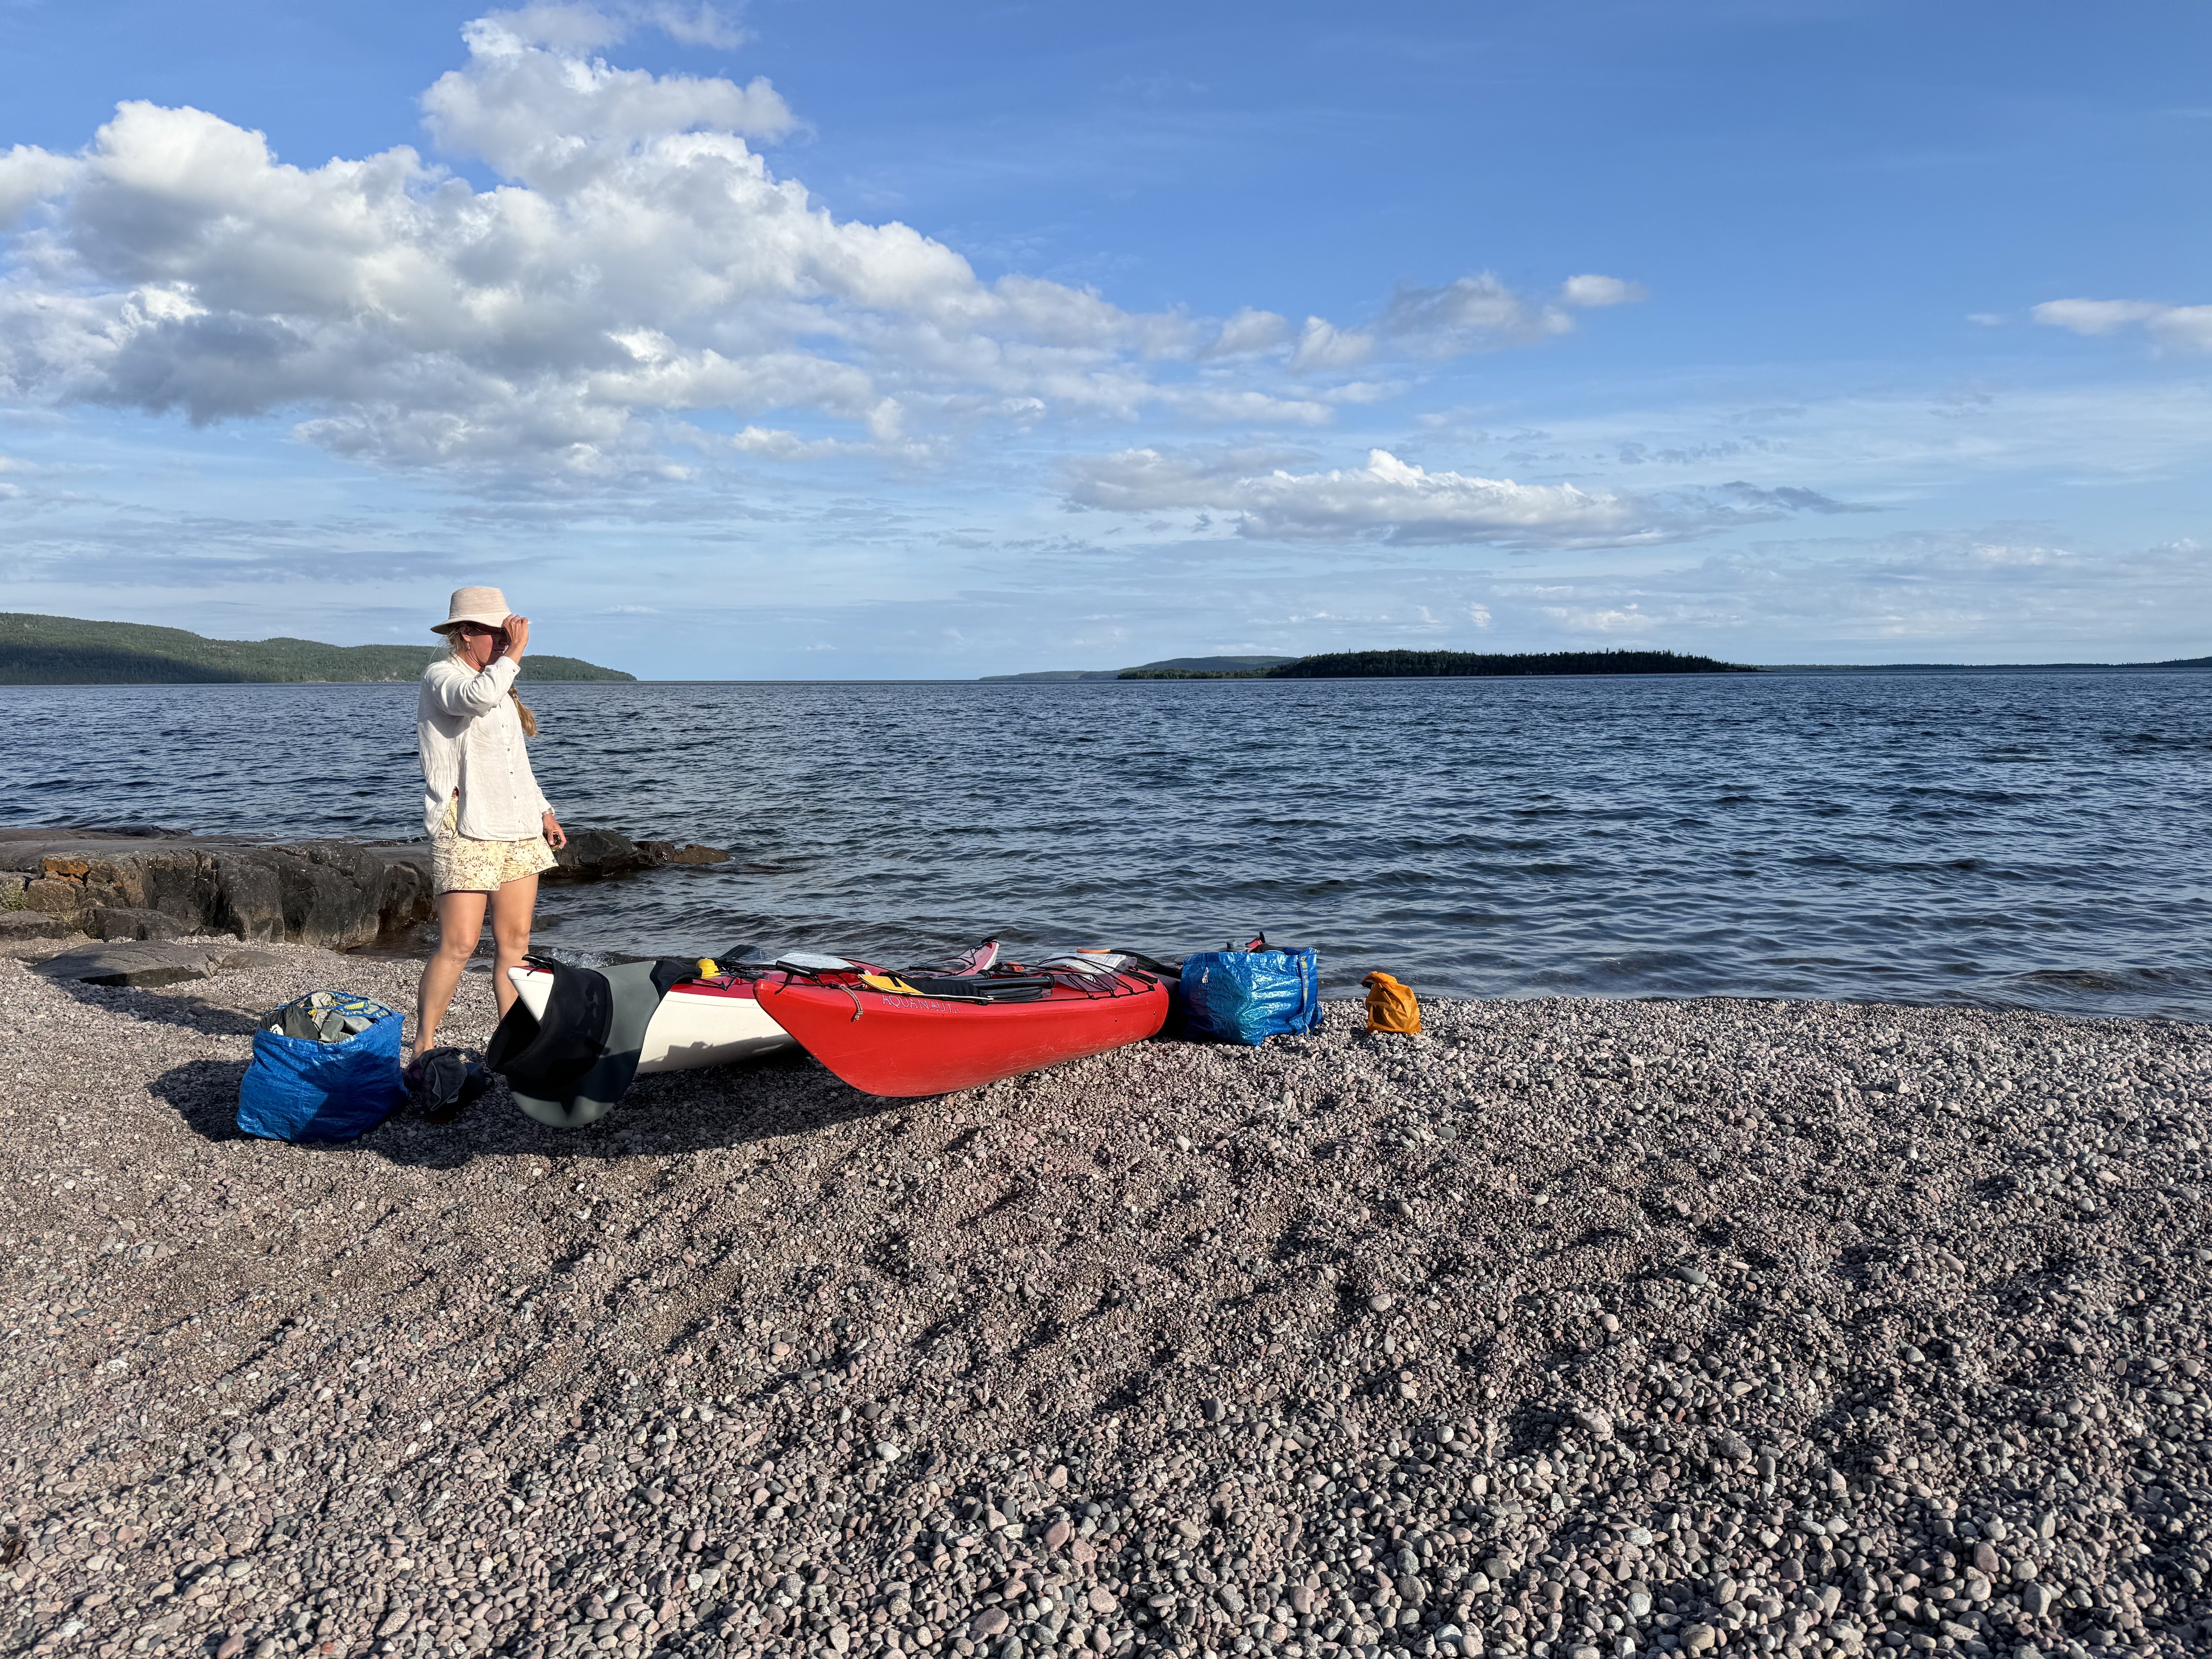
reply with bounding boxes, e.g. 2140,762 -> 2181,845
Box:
1362,970 -> 1421,1034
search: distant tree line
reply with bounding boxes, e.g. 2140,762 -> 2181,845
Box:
1271,648 -> 1757,677
1120,648 -> 1756,679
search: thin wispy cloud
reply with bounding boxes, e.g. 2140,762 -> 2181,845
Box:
1063,445 -> 1855,550
1488,536 -> 2212,658
1279,273 -> 1646,373
1719,481 -> 1875,516
2032,297 -> 2212,352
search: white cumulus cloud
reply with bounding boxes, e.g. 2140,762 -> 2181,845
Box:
0,10 -> 1230,478
2032,297 -> 2212,352
1375,274 -> 1569,353
0,145 -> 77,227
425,9 -> 799,179
1067,446 -> 1657,548
1558,273 -> 1646,308
1065,445 -> 1864,549
645,3 -> 750,49
1196,307 -> 1289,360
0,7 -> 1649,486
1287,317 -> 1375,371
730,425 -> 857,461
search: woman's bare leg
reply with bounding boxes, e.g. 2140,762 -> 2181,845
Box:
414,890 -> 489,1060
489,874 -> 540,1020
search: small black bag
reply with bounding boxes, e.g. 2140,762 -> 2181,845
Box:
410,1047 -> 493,1125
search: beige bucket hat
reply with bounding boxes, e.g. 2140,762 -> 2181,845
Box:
432,586 -> 512,636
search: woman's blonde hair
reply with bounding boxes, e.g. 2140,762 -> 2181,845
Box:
447,631 -> 539,737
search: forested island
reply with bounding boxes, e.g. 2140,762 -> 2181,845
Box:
0,613 -> 634,684
1122,647 -> 1754,679
996,647 -> 2212,681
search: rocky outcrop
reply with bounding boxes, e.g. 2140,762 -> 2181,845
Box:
0,826 -> 730,949
0,906 -> 87,941
550,828 -> 654,880
5,835 -> 432,950
89,906 -> 189,941
31,940 -> 288,987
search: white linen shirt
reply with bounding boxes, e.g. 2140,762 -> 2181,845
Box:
417,656 -> 554,840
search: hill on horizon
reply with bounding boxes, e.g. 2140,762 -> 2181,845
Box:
1114,647 -> 1756,679
1771,654 -> 2212,673
982,654 -> 1297,682
986,647 -> 2212,682
1264,648 -> 1755,678
0,613 -> 635,685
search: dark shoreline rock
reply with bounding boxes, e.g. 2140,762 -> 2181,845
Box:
30,939 -> 287,987
88,905 -> 187,941
0,824 -> 730,949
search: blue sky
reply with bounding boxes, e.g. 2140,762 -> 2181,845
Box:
2,0 -> 2207,676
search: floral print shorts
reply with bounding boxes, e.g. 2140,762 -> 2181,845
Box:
432,795 -> 557,894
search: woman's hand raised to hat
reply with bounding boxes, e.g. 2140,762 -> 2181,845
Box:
498,613 -> 529,662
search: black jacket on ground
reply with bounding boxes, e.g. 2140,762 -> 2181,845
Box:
486,958 -> 672,1128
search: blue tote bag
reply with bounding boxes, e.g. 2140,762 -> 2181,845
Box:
236,992 -> 408,1142
1178,946 -> 1322,1046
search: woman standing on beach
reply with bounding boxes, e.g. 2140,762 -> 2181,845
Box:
410,586 -> 567,1066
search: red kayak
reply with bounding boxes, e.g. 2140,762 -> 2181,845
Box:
754,957 -> 1169,1097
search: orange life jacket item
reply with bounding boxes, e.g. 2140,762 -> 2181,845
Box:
1362,970 -> 1421,1034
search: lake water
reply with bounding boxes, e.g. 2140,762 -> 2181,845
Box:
6,672 -> 2209,1019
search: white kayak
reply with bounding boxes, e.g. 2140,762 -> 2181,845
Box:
507,965 -> 795,1074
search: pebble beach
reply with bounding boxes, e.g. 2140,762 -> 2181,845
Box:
3,944 -> 2208,1659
